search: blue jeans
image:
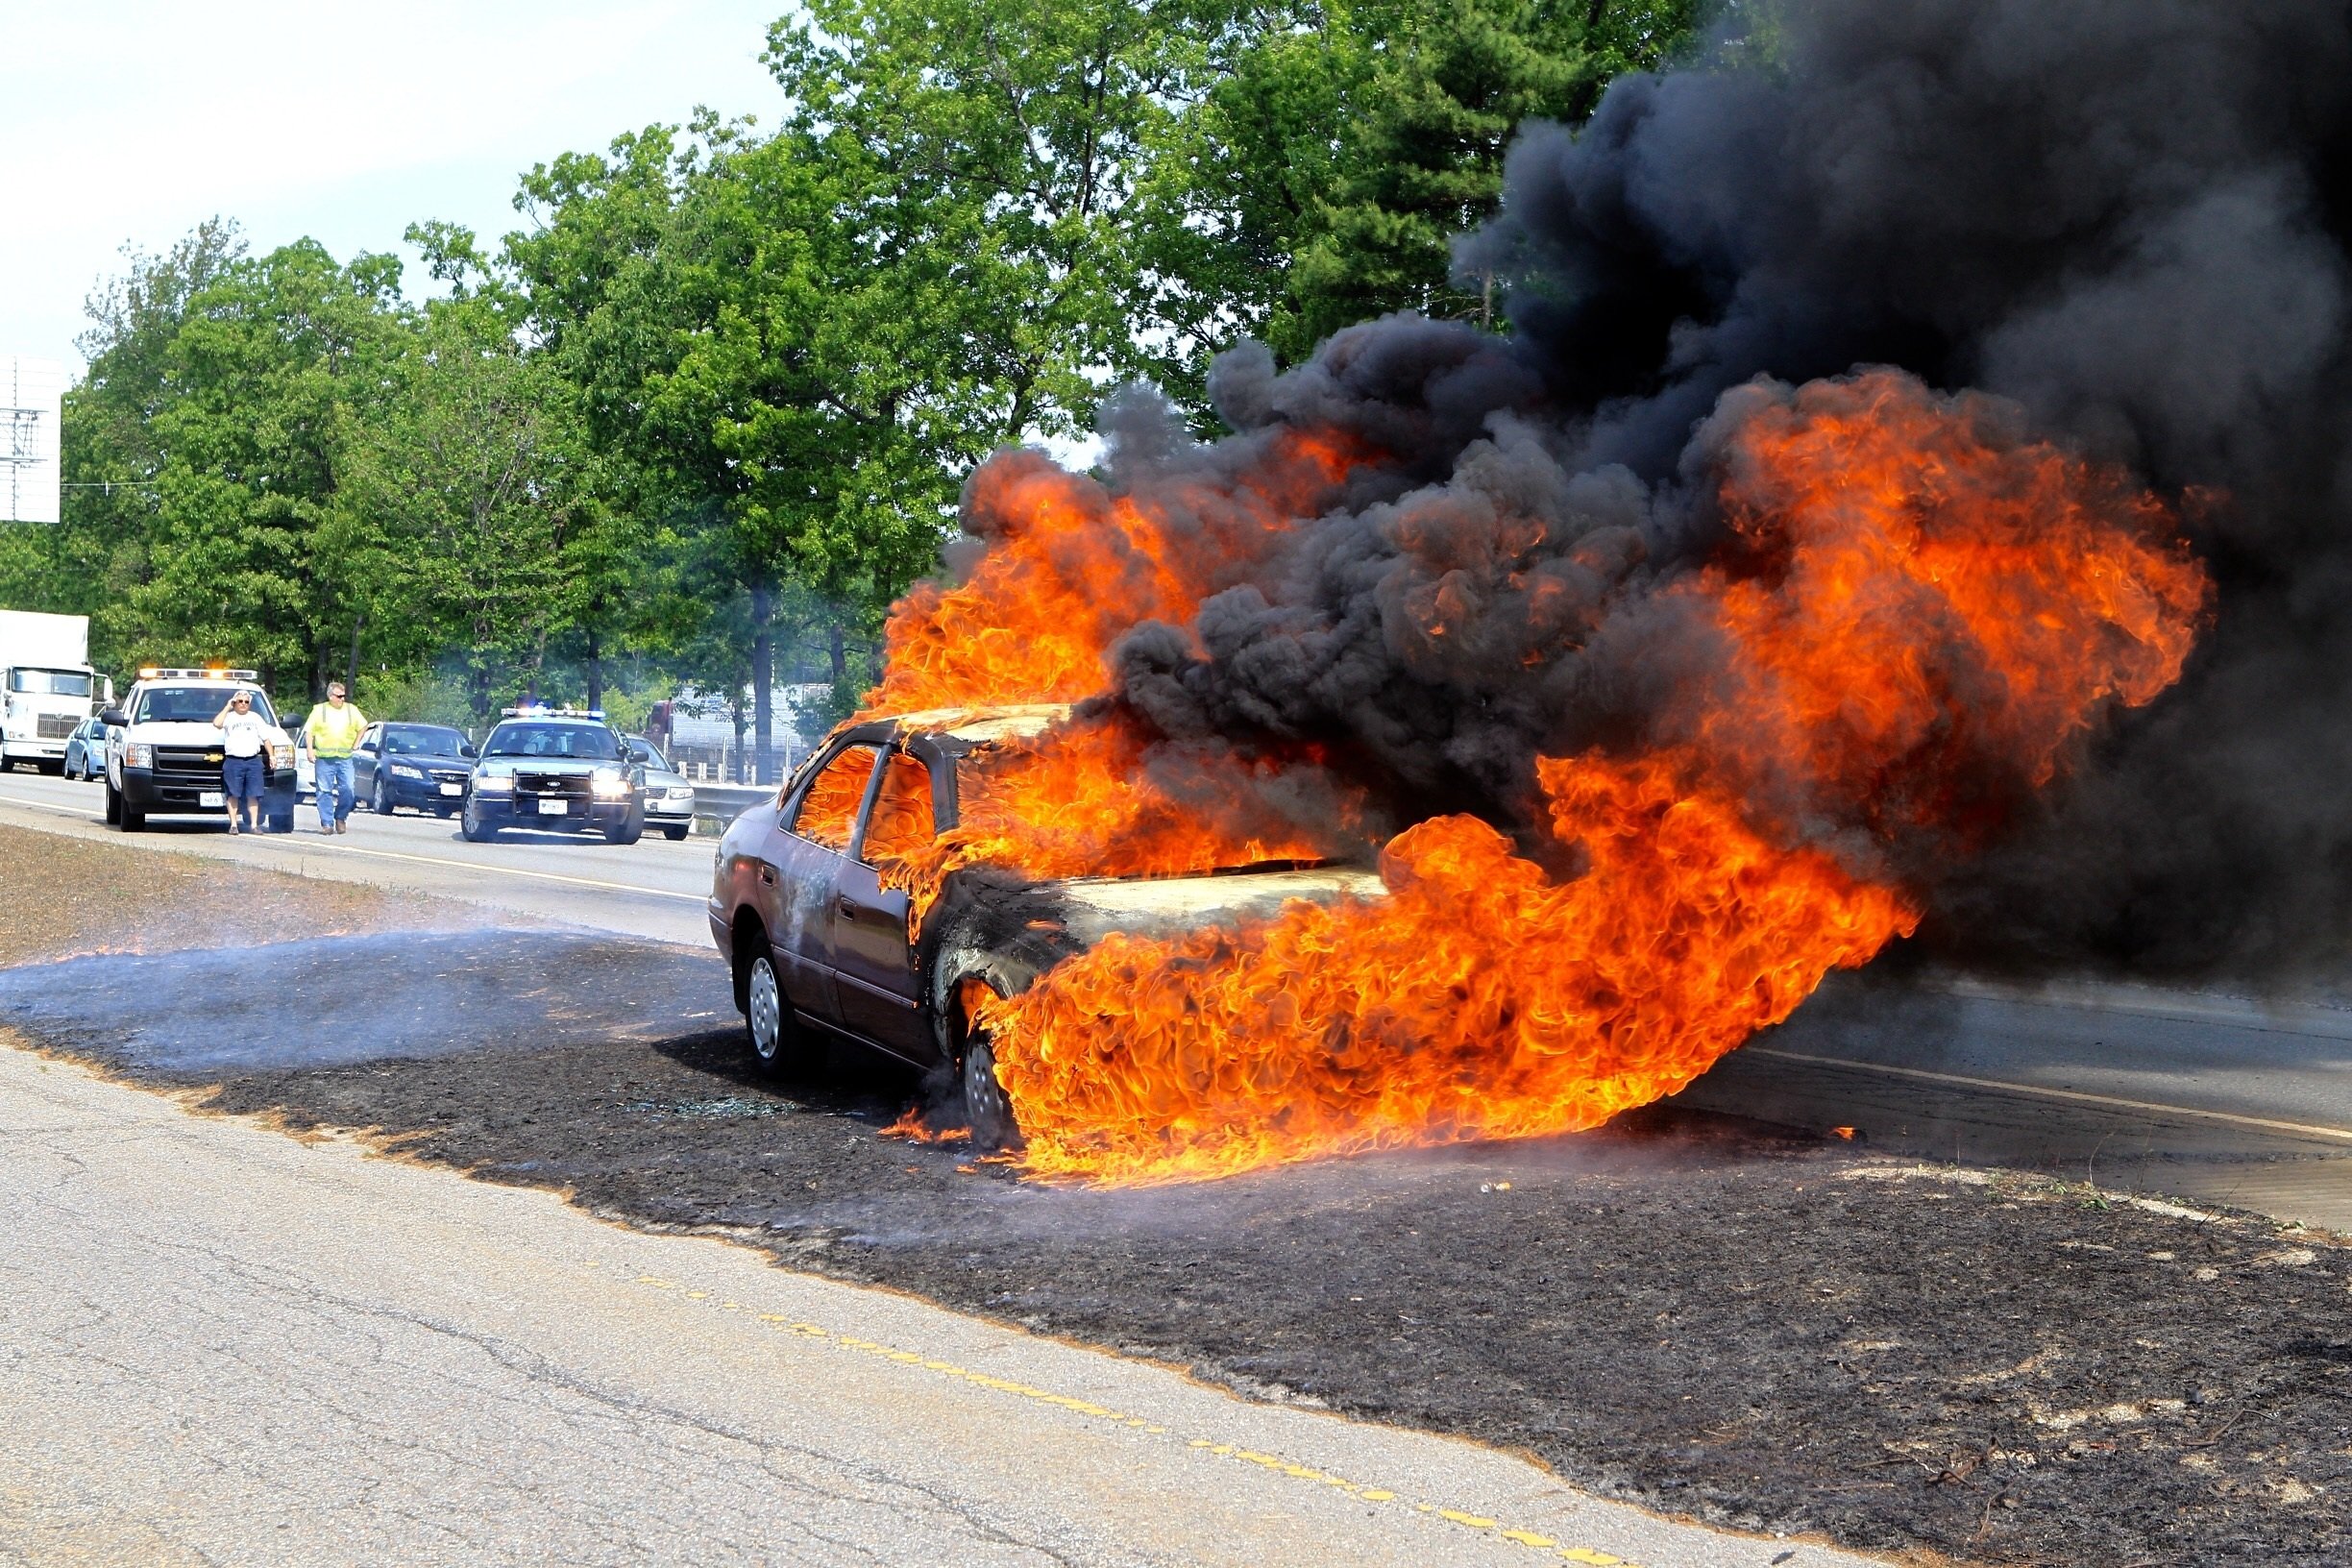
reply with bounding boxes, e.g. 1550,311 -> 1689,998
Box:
315,756 -> 355,827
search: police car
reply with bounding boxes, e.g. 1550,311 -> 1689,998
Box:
459,706 -> 647,845
100,667 -> 298,832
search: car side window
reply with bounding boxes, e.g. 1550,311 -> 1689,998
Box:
859,753 -> 934,866
790,745 -> 878,852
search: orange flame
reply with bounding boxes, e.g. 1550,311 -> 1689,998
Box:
866,371 -> 2212,1185
861,429 -> 1365,717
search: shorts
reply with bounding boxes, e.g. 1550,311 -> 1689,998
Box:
222,754 -> 266,800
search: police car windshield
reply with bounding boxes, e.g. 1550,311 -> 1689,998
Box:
383,724 -> 467,756
482,722 -> 621,760
135,685 -> 273,724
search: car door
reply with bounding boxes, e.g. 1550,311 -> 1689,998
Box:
761,740 -> 884,1030
353,725 -> 381,796
830,747 -> 937,1062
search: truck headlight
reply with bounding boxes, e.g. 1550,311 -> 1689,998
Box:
475,773 -> 512,794
590,768 -> 630,799
124,742 -> 154,768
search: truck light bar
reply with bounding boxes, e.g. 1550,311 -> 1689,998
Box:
137,667 -> 259,681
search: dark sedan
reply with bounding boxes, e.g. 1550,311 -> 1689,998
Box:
707,705 -> 1380,1144
355,723 -> 478,817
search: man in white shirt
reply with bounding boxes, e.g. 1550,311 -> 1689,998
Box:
210,689 -> 275,834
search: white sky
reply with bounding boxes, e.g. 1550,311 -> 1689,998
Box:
4,1 -> 787,375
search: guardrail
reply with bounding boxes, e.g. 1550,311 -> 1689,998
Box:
691,781 -> 773,830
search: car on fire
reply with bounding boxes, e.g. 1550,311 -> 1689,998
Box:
707,704 -> 1382,1144
460,706 -> 647,844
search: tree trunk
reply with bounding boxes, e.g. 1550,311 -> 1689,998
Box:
346,614 -> 365,693
751,579 -> 775,786
828,621 -> 848,687
585,628 -> 603,713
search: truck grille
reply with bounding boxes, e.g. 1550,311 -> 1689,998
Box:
154,746 -> 225,783
36,715 -> 76,740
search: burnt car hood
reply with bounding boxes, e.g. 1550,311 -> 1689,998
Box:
1043,866 -> 1385,945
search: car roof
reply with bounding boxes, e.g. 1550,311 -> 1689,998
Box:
871,702 -> 1074,744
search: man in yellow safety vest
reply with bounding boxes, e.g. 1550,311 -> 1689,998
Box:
303,681 -> 367,834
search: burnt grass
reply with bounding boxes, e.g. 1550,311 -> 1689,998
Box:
1,832 -> 2345,1566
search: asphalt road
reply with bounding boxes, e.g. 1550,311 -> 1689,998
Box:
8,764 -> 2352,1228
0,770 -> 715,946
0,1034 -> 1881,1568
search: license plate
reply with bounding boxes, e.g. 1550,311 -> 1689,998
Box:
536,798 -> 570,816
200,791 -> 223,808
440,783 -> 463,796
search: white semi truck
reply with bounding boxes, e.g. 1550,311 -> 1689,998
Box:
0,610 -> 107,772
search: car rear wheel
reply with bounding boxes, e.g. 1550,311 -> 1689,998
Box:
742,950 -> 802,1073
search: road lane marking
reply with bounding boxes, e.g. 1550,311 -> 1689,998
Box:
0,789 -> 707,904
618,1266 -> 1657,1567
1750,1046 -> 2352,1145
0,792 -> 102,820
257,839 -> 710,903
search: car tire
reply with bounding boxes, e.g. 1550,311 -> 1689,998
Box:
372,776 -> 394,816
741,949 -> 801,1074
460,799 -> 499,843
960,1026 -> 1018,1150
103,779 -> 120,824
662,823 -> 689,841
604,806 -> 644,845
119,792 -> 145,832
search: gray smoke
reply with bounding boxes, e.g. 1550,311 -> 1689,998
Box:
1065,0 -> 2352,976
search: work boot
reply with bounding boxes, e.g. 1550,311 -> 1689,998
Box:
336,819 -> 349,834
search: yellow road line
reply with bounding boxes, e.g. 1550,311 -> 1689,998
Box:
617,1265 -> 1654,1567
1750,1045 -> 2352,1145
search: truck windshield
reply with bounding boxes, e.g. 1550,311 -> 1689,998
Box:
135,686 -> 275,724
11,669 -> 91,698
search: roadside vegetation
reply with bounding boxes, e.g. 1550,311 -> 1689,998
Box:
0,0 -> 1695,749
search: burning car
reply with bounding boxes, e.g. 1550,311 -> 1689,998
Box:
706,704 -> 1380,1144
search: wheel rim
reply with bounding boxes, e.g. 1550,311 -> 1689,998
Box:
964,1035 -> 1012,1136
747,957 -> 783,1062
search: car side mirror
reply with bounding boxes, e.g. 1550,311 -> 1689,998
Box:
461,744 -> 478,758
99,708 -> 126,726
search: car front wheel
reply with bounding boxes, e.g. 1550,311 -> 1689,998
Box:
372,775 -> 394,816
460,799 -> 498,842
961,1027 -> 1018,1150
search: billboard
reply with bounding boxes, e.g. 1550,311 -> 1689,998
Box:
2,356 -> 63,525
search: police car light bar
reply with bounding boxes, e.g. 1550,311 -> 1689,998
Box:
137,667 -> 259,681
501,704 -> 606,721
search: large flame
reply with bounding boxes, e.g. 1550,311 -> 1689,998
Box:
868,371 -> 2210,1184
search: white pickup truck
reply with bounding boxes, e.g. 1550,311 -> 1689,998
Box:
101,669 -> 297,832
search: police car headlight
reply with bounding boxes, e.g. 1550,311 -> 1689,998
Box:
390,763 -> 425,779
590,768 -> 630,798
475,773 -> 513,794
123,742 -> 154,768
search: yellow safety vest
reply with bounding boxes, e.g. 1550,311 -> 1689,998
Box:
306,702 -> 366,758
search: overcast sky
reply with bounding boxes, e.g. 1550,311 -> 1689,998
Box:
5,1 -> 786,375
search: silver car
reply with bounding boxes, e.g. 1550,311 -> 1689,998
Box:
625,736 -> 697,841
63,715 -> 110,780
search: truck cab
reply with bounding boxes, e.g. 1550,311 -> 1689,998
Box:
0,609 -> 107,772
101,668 -> 297,832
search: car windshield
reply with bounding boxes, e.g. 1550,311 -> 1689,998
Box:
383,725 -> 468,756
135,685 -> 274,724
11,668 -> 91,698
481,722 -> 621,761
